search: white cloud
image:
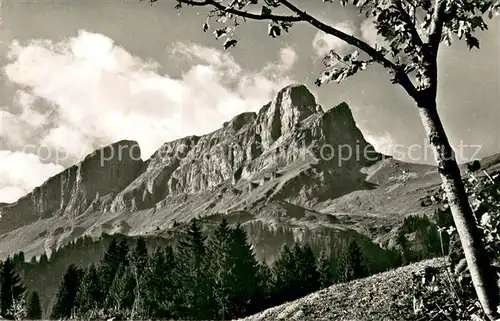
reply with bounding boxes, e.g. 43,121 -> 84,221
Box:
2,30 -> 297,202
0,151 -> 64,203
360,19 -> 387,48
312,21 -> 356,57
277,46 -> 298,70
364,131 -> 396,156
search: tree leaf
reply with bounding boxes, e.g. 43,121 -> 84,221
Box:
213,28 -> 228,39
223,38 -> 238,50
261,5 -> 272,16
466,35 -> 480,50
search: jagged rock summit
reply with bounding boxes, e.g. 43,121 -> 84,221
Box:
0,83 -> 446,260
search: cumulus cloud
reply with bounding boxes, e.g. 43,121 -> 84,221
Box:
1,30 -> 297,202
312,21 -> 356,57
0,151 -> 64,203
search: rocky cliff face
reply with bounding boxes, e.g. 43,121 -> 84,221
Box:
0,83 -> 439,259
106,84 -> 380,215
0,140 -> 144,233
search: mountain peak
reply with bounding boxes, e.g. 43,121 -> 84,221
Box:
258,84 -> 321,148
278,84 -> 317,109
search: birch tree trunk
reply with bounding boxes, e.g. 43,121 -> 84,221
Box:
417,96 -> 500,320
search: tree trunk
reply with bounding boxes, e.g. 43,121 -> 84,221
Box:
417,97 -> 500,320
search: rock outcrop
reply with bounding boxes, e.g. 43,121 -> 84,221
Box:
0,140 -> 144,233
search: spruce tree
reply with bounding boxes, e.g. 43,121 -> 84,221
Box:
50,264 -> 82,319
130,237 -> 149,273
0,258 -> 26,318
271,244 -> 296,303
254,262 -> 273,312
291,243 -> 320,297
38,252 -> 48,266
107,264 -> 136,313
338,240 -> 368,282
174,219 -> 212,319
100,237 -> 130,308
317,250 -> 333,288
228,223 -> 260,318
143,246 -> 177,319
75,263 -> 103,317
26,291 -> 42,320
207,219 -> 233,319
100,238 -> 122,300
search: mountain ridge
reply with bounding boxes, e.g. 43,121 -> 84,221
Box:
0,83 -> 498,261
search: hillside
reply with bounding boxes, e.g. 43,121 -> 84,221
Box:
238,258 -> 443,321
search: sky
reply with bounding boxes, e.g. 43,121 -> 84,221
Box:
0,0 -> 499,203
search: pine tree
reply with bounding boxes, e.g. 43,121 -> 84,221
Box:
38,252 -> 48,266
11,252 -> 24,268
317,250 -> 333,288
143,246 -> 177,319
254,262 -> 273,312
26,291 -> 42,320
271,244 -> 296,303
50,264 -> 82,319
0,258 -> 26,318
295,244 -> 320,296
228,223 -> 260,318
396,230 -> 414,264
291,243 -> 320,297
338,240 -> 368,282
130,237 -> 149,273
271,243 -> 321,304
174,219 -> 212,319
100,238 -> 122,301
207,219 -> 233,319
75,263 -> 103,317
107,264 -> 136,313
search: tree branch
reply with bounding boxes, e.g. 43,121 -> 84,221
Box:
177,0 -> 302,21
279,0 -> 395,69
428,0 -> 448,53
176,0 -> 420,100
394,0 -> 424,48
277,0 -> 420,100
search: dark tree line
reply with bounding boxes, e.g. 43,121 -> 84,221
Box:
48,219 -> 387,320
0,218 -> 406,319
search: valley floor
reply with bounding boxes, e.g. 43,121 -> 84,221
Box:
238,258 -> 444,321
